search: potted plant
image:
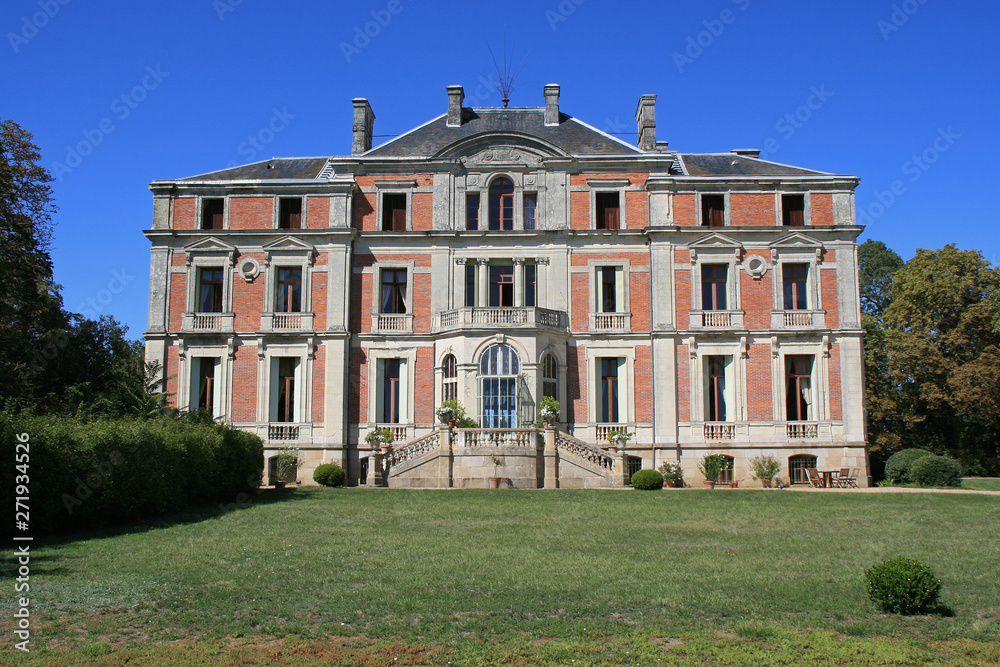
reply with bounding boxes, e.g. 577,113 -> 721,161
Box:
749,454 -> 781,488
697,453 -> 726,489
365,427 -> 395,453
436,399 -> 468,427
488,452 -> 505,488
606,429 -> 632,454
657,460 -> 684,488
274,445 -> 303,488
538,396 -> 560,427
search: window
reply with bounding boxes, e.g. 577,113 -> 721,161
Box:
785,355 -> 813,421
489,265 -> 514,307
782,194 -> 805,227
276,268 -> 302,313
706,356 -> 728,422
465,263 -> 476,307
488,178 -> 514,230
193,357 -> 219,415
382,193 -> 406,231
380,269 -> 407,314
600,267 -> 617,312
701,265 -> 728,310
789,454 -> 816,484
198,268 -> 224,312
524,263 -> 536,307
542,354 -> 558,401
783,264 -> 808,310
276,357 -> 297,423
442,354 -> 457,402
701,194 -> 725,227
382,358 -> 401,423
278,198 -> 302,229
599,358 -> 621,423
201,198 -> 224,230
523,193 -> 537,230
466,194 -> 480,230
596,192 -> 620,230
717,455 -> 735,484
479,343 -> 520,428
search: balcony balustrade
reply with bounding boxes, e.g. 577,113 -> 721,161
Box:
182,312 -> 235,333
589,312 -> 631,331
689,310 -> 744,329
434,306 -> 566,332
371,313 -> 413,333
771,310 -> 826,329
260,311 -> 314,332
786,421 -> 819,439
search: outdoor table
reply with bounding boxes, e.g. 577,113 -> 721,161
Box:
819,470 -> 839,488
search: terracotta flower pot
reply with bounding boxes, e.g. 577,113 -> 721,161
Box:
664,480 -> 676,488
488,476 -> 501,489
448,419 -> 457,428
380,444 -> 393,454
607,445 -> 618,454
702,480 -> 716,489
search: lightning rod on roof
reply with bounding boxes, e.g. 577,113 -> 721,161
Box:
486,34 -> 527,108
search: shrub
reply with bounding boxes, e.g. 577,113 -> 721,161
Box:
697,453 -> 727,481
864,556 -> 942,614
630,469 -> 664,490
910,455 -> 962,487
313,463 -> 346,487
884,448 -> 933,484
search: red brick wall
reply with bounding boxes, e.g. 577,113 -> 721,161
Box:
569,191 -> 589,230
827,344 -> 842,420
630,271 -> 650,332
677,343 -> 690,422
233,255 -> 265,330
412,192 -> 433,231
306,196 -> 329,229
811,193 -> 834,225
414,348 -> 434,423
352,175 -> 433,232
349,347 -> 366,423
565,344 -> 586,424
311,345 -> 325,423
624,190 -> 648,230
231,344 -> 258,422
731,193 -> 776,226
168,273 -> 186,329
570,272 -> 589,331
634,345 -> 653,421
351,253 -> 433,333
311,255 -> 327,331
741,267 -> 773,330
354,192 -> 375,229
173,197 -> 196,229
675,269 -> 691,323
673,194 -> 697,226
229,196 -> 272,229
747,344 -> 773,420
821,268 -> 839,328
164,344 -> 179,408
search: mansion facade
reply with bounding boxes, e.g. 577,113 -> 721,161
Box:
144,84 -> 870,487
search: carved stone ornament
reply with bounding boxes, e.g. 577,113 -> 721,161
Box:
742,254 -> 769,280
238,257 -> 261,282
462,146 -> 543,168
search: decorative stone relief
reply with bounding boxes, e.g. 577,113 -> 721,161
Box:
238,257 -> 261,282
462,146 -> 543,168
742,254 -> 769,280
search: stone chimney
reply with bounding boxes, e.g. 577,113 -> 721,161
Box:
544,84 -> 560,126
352,98 -> 374,155
446,85 -> 464,127
635,94 -> 656,151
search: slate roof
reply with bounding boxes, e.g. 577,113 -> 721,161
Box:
178,157 -> 329,182
678,154 -> 831,177
364,108 -> 642,158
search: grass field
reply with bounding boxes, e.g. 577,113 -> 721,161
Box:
963,477 -> 1000,492
5,487 -> 1000,666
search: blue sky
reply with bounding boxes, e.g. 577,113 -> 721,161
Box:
3,0 -> 998,339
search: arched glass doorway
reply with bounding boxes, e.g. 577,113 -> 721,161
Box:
479,343 -> 520,428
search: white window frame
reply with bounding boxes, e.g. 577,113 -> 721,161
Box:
587,178 -> 629,230
198,195 -> 229,230
777,191 -> 812,227
274,195 -> 308,230
366,348 -> 416,426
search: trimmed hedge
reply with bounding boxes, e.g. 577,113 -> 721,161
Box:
313,463 -> 346,487
630,469 -> 665,490
864,556 -> 942,614
1,412 -> 263,534
884,448 -> 932,484
911,455 -> 962,487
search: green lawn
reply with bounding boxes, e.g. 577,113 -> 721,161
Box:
5,488 -> 1000,666
963,477 -> 1000,492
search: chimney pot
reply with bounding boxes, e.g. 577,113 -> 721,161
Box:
447,85 -> 465,127
544,84 -> 560,126
635,94 -> 657,151
352,98 -> 375,155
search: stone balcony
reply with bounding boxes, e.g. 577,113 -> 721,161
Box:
182,312 -> 235,333
770,310 -> 827,329
689,310 -> 745,330
260,311 -> 314,333
589,312 -> 632,332
434,306 -> 566,332
372,313 -> 414,334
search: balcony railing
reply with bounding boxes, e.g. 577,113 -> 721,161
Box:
373,424 -> 410,443
703,422 -> 736,440
786,421 -> 819,439
689,310 -> 744,329
434,306 -> 566,332
590,312 -> 631,331
372,313 -> 413,333
260,311 -> 314,332
182,312 -> 235,332
595,423 -> 627,443
268,423 -> 300,441
771,310 -> 826,329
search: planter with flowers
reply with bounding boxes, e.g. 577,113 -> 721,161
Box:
697,453 -> 727,489
436,399 -> 471,428
538,396 -> 560,427
750,454 -> 781,488
606,429 -> 632,454
657,460 -> 684,488
365,427 -> 396,454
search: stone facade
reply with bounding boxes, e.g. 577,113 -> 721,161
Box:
144,84 -> 869,488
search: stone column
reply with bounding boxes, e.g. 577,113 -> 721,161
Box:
477,258 -> 489,307
437,426 -> 453,488
454,258 -> 466,310
618,449 -> 629,487
371,451 -> 385,487
543,426 -> 558,489
513,257 -> 525,307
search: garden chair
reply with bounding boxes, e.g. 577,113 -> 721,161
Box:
836,468 -> 851,487
805,468 -> 824,488
841,468 -> 860,488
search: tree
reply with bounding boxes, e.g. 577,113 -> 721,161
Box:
883,245 -> 1000,474
858,239 -> 904,320
0,119 -> 69,407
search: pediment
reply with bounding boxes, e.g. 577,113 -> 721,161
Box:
436,133 -> 568,162
689,232 -> 743,250
770,232 -> 823,257
184,237 -> 237,255
262,236 -> 316,253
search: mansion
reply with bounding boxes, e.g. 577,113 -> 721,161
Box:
144,84 -> 870,488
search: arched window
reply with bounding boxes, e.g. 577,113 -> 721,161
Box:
788,454 -> 816,485
717,455 -> 735,485
542,354 -> 558,401
479,343 -> 520,427
488,177 -> 514,231
442,354 -> 457,402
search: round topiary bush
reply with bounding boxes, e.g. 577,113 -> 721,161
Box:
313,463 -> 346,487
910,455 -> 962,487
884,448 -> 933,484
630,469 -> 664,490
864,556 -> 942,614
